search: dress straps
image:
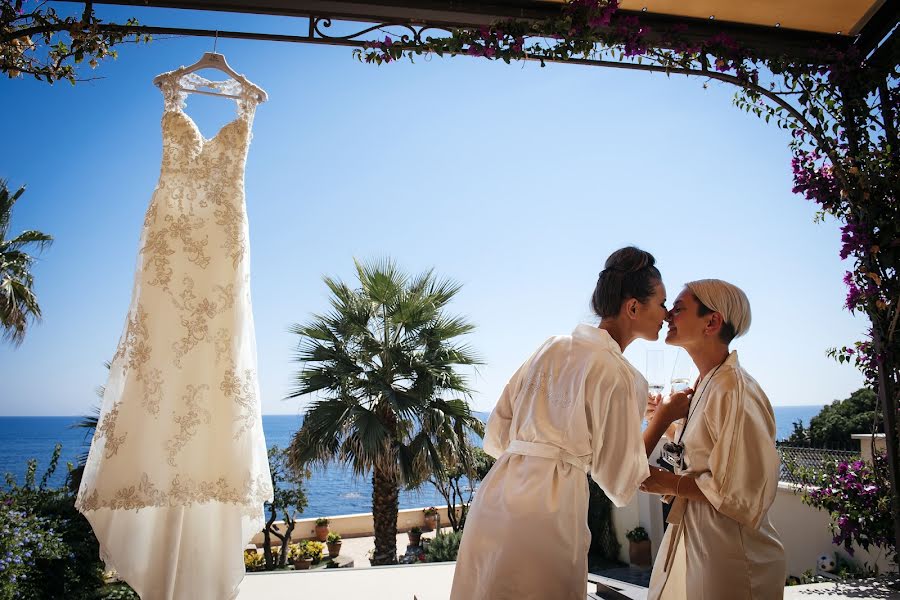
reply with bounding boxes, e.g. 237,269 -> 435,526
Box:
155,69 -> 266,120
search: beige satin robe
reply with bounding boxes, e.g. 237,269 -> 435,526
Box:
450,324 -> 650,600
648,351 -> 786,600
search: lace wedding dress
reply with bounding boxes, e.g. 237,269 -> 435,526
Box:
76,69 -> 273,600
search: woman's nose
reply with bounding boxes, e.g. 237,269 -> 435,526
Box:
665,311 -> 674,323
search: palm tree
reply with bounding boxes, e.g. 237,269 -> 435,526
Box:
0,180 -> 53,346
286,259 -> 484,565
67,364 -> 108,494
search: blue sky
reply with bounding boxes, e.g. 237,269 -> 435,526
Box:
0,4 -> 867,416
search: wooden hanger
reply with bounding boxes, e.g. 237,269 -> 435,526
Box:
152,33 -> 267,103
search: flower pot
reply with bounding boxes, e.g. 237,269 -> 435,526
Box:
423,513 -> 438,532
292,557 -> 313,571
327,541 -> 342,558
408,532 -> 422,546
629,539 -> 651,568
315,524 -> 329,542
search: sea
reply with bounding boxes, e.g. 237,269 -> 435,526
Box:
0,405 -> 822,518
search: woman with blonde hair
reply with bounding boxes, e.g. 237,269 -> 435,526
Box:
641,279 -> 786,600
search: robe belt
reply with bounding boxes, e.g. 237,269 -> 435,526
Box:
663,497 -> 687,573
505,440 -> 590,473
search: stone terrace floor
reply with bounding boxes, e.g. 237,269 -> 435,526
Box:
237,534 -> 899,600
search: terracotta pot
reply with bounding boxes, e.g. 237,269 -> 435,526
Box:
629,539 -> 651,568
423,513 -> 438,532
292,557 -> 313,570
327,541 -> 342,558
315,524 -> 329,542
408,532 -> 422,546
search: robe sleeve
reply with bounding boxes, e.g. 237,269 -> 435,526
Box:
694,377 -> 780,529
483,352 -> 535,459
587,358 -> 650,507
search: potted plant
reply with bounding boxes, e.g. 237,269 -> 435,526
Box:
305,540 -> 325,565
244,549 -> 265,572
326,532 -> 342,558
626,526 -> 651,568
408,525 -> 422,546
314,517 -> 330,542
288,542 -> 312,571
422,507 -> 439,532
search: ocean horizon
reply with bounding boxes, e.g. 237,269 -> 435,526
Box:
0,405 -> 825,517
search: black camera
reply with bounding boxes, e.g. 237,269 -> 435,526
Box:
661,441 -> 685,469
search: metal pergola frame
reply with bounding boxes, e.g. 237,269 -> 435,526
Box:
72,0 -> 898,65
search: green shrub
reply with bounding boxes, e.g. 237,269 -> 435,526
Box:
0,444 -> 108,599
626,526 -> 649,542
425,530 -> 463,563
326,532 -> 341,543
98,583 -> 140,599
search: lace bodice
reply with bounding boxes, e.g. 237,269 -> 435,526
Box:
151,69 -> 269,188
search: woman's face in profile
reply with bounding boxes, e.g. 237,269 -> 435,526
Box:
636,281 -> 668,341
665,289 -> 704,347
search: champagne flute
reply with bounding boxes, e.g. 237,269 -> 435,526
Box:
646,350 -> 665,397
670,349 -> 696,393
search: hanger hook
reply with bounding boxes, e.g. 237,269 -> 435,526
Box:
213,30 -> 219,54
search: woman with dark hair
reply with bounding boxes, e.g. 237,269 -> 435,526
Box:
449,246 -> 667,600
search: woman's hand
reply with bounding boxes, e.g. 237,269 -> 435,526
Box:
654,389 -> 693,425
644,392 -> 662,421
639,466 -> 678,495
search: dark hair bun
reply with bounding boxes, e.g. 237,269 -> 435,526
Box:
603,247 -> 655,274
592,247 -> 661,318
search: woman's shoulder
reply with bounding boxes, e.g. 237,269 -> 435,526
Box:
705,363 -> 774,419
715,361 -> 766,395
583,347 -> 637,387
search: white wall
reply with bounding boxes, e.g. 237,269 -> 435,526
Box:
628,484 -> 893,577
769,482 -> 893,576
250,505 -> 456,547
611,493 -> 642,564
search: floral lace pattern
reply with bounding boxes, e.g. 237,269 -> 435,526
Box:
95,404 -> 127,459
76,472 -> 272,513
77,70 -> 273,517
220,367 -> 258,440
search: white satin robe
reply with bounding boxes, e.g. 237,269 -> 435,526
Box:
450,324 -> 650,600
648,351 -> 786,600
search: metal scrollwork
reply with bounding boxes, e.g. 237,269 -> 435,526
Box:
310,16 -> 451,45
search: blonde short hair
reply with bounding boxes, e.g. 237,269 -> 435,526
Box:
684,279 -> 751,342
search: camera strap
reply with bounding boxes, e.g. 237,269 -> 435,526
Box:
675,359 -> 727,446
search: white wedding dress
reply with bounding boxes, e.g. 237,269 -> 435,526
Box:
76,69 -> 273,600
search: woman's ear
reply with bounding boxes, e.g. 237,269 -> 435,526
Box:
626,298 -> 639,319
705,312 -> 724,336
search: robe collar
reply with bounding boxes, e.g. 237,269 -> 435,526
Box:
696,349 -> 740,387
573,324 -> 623,355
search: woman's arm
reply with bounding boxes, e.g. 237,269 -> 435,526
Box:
642,390 -> 692,456
639,466 -> 710,504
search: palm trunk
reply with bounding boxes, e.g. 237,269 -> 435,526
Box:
371,464 -> 399,565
